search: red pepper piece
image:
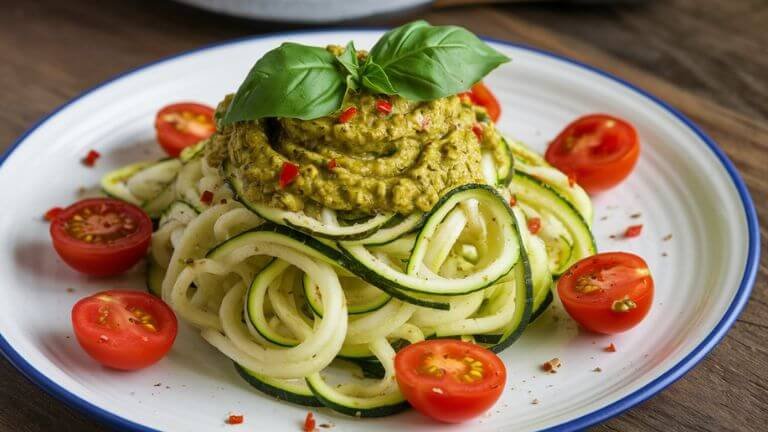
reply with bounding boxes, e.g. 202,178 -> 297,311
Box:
338,107 -> 357,124
82,150 -> 101,167
279,162 -> 300,189
624,224 -> 643,238
303,412 -> 315,432
527,217 -> 542,234
375,99 -> 392,115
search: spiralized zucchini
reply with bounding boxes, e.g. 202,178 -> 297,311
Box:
103,136 -> 594,417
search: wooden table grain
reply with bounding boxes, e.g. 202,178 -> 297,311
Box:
0,1 -> 765,431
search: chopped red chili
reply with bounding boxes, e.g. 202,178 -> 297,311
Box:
279,162 -> 300,189
338,107 -> 357,124
327,159 -> 337,170
471,123 -> 484,141
458,91 -> 473,104
624,224 -> 643,238
568,174 -> 577,187
200,190 -> 214,205
375,99 -> 392,115
226,413 -> 244,425
82,150 -> 101,167
509,195 -> 517,207
605,343 -> 617,353
527,217 -> 542,234
303,412 -> 316,432
44,207 -> 63,221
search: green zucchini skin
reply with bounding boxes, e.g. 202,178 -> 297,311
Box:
511,172 -> 596,278
530,289 -> 554,323
207,223 -> 450,311
305,375 -> 410,418
234,363 -> 322,407
486,211 -> 534,354
497,137 -> 515,187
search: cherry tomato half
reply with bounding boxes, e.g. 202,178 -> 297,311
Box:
155,102 -> 215,157
72,290 -> 177,370
50,198 -> 152,277
394,340 -> 506,423
557,252 -> 654,334
545,114 -> 639,194
468,82 -> 501,122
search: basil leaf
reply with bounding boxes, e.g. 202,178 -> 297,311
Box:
336,41 -> 360,80
361,61 -> 397,95
369,21 -> 510,101
222,43 -> 347,124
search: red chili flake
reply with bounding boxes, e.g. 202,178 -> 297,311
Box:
226,413 -> 244,425
509,195 -> 517,207
279,162 -> 300,189
200,190 -> 214,205
327,159 -> 337,170
375,99 -> 392,115
338,107 -> 357,124
527,217 -> 542,234
44,207 -> 63,221
605,343 -> 617,353
458,91 -> 473,104
471,123 -> 484,141
567,174 -> 577,187
82,150 -> 101,167
303,412 -> 316,432
624,224 -> 643,238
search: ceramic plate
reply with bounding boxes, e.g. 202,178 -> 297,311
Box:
0,30 -> 759,431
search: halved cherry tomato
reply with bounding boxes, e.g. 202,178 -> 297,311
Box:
72,290 -> 177,370
545,114 -> 639,194
155,102 -> 215,157
394,340 -> 506,423
468,82 -> 501,122
50,198 -> 152,277
557,252 -> 653,334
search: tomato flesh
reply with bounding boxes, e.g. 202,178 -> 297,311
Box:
50,198 -> 152,276
557,252 -> 654,334
395,340 -> 506,423
468,82 -> 501,122
155,102 -> 215,157
72,290 -> 177,370
545,114 -> 639,193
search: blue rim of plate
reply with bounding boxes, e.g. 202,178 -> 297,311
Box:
0,29 -> 759,432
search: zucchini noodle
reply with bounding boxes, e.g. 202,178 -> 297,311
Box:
105,135 -> 595,417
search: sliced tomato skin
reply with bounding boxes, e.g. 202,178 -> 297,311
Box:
469,82 -> 501,122
72,290 -> 177,370
557,252 -> 654,334
155,102 -> 215,157
395,340 -> 506,423
545,114 -> 639,194
50,198 -> 152,277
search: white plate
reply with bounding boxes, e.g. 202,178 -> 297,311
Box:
0,30 -> 759,431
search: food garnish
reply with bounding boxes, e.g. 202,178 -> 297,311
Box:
71,290 -> 177,370
557,252 -> 654,334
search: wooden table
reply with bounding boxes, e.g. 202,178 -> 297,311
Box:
1,1 -> 765,430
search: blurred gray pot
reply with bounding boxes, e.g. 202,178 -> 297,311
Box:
174,0 -> 433,23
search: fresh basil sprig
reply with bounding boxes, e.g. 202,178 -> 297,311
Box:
367,21 -> 509,101
221,21 -> 509,124
222,43 -> 347,123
